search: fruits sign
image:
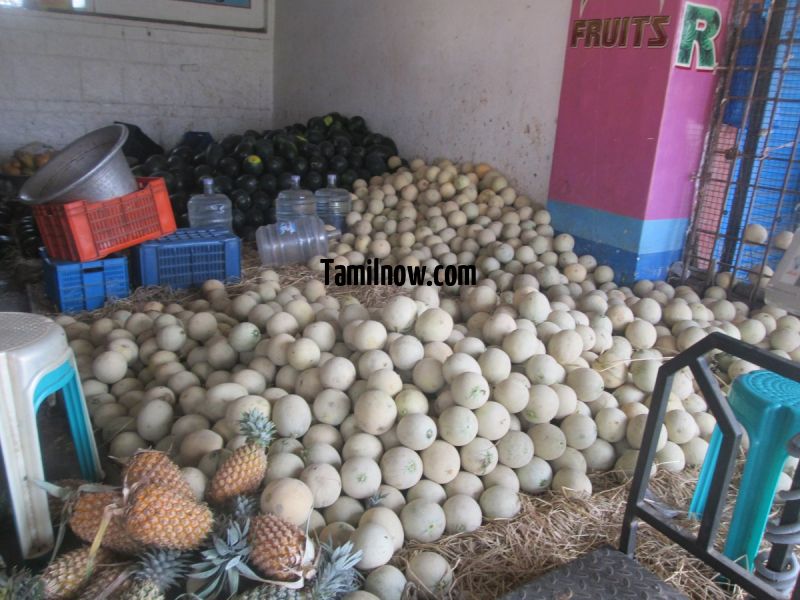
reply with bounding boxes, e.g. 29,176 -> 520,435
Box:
570,0 -> 723,71
570,15 -> 671,48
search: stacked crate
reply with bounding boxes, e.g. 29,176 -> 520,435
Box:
35,177 -> 242,313
131,228 -> 241,289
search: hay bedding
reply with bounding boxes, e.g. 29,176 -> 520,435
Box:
48,256 -> 763,600
396,470 -> 747,600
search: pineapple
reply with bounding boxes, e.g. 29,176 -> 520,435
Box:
124,483 -> 213,551
122,450 -> 194,499
69,491 -> 141,555
40,546 -> 114,600
233,586 -> 304,600
77,565 -> 131,600
78,549 -> 189,600
207,412 -> 276,504
190,520 -> 263,599
248,514 -> 313,582
118,580 -> 160,600
45,479 -> 87,521
0,556 -> 43,600
117,549 -> 192,600
232,542 -> 363,600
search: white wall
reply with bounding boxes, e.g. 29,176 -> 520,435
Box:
0,1 -> 571,195
0,5 -> 274,156
274,0 -> 571,201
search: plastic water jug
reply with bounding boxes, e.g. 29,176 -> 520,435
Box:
275,175 -> 316,226
188,177 -> 233,231
315,174 -> 352,233
256,216 -> 339,267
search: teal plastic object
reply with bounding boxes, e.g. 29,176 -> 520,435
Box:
33,359 -> 101,481
689,370 -> 800,569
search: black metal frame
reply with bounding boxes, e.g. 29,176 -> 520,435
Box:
681,0 -> 800,303
619,332 -> 800,600
720,0 -> 790,270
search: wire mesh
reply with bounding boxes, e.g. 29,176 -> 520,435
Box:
683,0 -> 800,304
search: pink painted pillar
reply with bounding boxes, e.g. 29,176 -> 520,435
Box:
548,0 -> 732,284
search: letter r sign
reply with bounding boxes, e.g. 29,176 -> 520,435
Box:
676,2 -> 722,70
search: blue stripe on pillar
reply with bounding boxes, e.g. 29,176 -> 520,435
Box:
570,237 -> 683,285
548,198 -> 689,254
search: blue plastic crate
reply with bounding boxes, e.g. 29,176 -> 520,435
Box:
42,252 -> 129,313
132,228 -> 241,289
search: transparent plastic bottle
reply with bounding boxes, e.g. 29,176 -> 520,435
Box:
275,175 -> 316,227
187,177 -> 232,231
256,216 -> 340,266
315,174 -> 352,233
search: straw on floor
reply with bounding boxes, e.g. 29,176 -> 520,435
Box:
394,470 -> 748,600
52,261 -> 768,600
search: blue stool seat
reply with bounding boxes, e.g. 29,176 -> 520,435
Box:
0,312 -> 103,558
690,370 -> 800,569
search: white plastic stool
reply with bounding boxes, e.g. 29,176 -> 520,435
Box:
0,312 -> 103,558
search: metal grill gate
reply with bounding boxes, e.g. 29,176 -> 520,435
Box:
682,0 -> 800,303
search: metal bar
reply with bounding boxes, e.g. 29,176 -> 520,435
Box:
755,1 -> 800,296
754,114 -> 800,297
706,176 -> 800,187
738,2 -> 800,302
618,333 -> 800,597
634,504 -> 789,599
689,1 -> 770,284
726,95 -> 800,102
750,182 -> 800,194
681,1 -> 752,283
721,0 -> 789,270
766,452 -> 800,573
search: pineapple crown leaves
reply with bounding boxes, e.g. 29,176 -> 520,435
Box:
215,495 -> 260,534
33,480 -> 120,563
231,495 -> 260,521
34,480 -> 115,502
239,411 -> 277,448
191,519 -> 269,599
0,556 -> 43,600
307,542 -> 363,600
135,548 -> 193,591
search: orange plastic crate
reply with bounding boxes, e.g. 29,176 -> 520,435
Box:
33,178 -> 176,262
